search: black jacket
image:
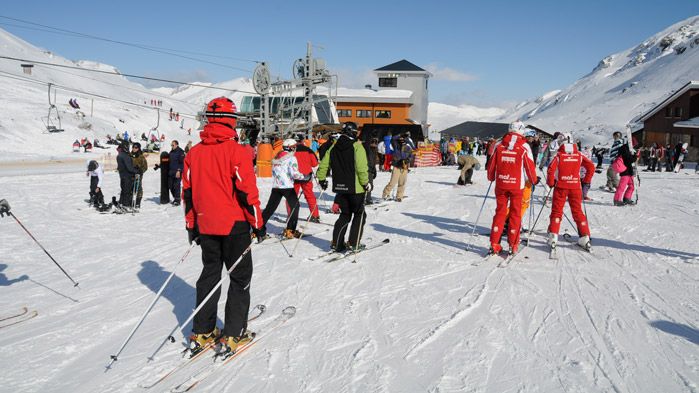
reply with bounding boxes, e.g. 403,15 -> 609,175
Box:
117,150 -> 137,178
619,144 -> 636,177
169,147 -> 185,176
363,141 -> 377,180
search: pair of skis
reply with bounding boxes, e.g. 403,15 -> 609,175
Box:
0,307 -> 38,329
304,238 -> 391,263
139,305 -> 295,391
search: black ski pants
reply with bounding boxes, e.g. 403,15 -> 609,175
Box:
89,176 -> 105,206
194,225 -> 252,337
168,175 -> 181,202
262,188 -> 299,230
333,192 -> 367,248
119,175 -> 133,207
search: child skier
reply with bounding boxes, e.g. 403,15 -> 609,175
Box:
86,160 -> 108,211
546,133 -> 596,251
261,139 -> 306,239
486,121 -> 538,255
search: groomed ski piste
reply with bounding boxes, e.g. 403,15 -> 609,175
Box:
1,163 -> 697,393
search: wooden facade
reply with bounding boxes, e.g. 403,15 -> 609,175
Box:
638,82 -> 699,161
335,102 -> 413,129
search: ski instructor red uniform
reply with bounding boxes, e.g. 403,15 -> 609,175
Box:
182,97 -> 265,357
545,135 -> 595,250
487,121 -> 538,254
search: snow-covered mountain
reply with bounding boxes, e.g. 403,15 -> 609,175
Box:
500,15 -> 699,144
428,102 -> 505,138
0,28 -> 202,161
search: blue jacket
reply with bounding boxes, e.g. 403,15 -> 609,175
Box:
169,146 -> 185,176
383,135 -> 393,155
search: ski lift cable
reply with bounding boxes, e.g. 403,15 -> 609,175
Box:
0,55 -> 258,94
0,70 -> 197,117
0,16 -> 259,68
33,64 -> 199,108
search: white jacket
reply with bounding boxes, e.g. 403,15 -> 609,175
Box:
88,164 -> 104,188
272,151 -> 304,189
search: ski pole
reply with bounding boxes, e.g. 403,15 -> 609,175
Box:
148,243 -> 253,361
290,187 -> 327,257
465,181 -> 493,251
526,185 -> 554,245
106,242 -> 196,369
352,192 -> 369,263
10,212 -> 79,287
313,175 -> 330,213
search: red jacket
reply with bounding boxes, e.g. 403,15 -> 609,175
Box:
183,123 -> 263,235
294,144 -> 318,177
546,143 -> 595,189
487,132 -> 537,190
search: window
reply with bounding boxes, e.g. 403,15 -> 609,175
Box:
665,107 -> 672,117
375,110 -> 391,119
674,107 -> 683,117
378,77 -> 398,88
356,110 -> 371,118
337,109 -> 352,117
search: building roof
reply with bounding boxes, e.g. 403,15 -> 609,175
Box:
674,116 -> 699,128
637,80 -> 699,122
439,121 -> 510,139
332,87 -> 413,104
374,60 -> 428,73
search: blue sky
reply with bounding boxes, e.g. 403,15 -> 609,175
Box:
1,1 -> 697,107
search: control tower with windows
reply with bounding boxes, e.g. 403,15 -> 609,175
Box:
374,60 -> 432,135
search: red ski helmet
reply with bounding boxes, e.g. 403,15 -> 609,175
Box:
205,97 -> 238,129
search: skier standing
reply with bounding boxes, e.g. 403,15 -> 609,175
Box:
169,140 -> 185,206
604,131 -> 624,192
182,97 -> 265,356
86,160 -> 106,210
116,142 -> 137,211
291,138 -> 320,223
545,134 -> 595,250
486,121 -> 538,255
262,139 -> 306,239
131,142 -> 148,209
317,123 -> 370,252
613,142 -> 638,206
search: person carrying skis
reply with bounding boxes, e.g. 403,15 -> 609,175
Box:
86,160 -> 107,211
486,121 -> 538,255
116,142 -> 138,211
261,139 -> 306,239
131,142 -> 148,209
545,133 -> 595,251
291,137 -> 320,223
317,123 -> 370,252
604,131 -> 623,192
182,96 -> 265,357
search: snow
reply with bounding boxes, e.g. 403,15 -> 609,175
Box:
500,15 -> 699,145
428,102 -> 506,132
0,164 -> 697,392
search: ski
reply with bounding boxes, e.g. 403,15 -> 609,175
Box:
0,307 -> 28,322
138,304 -> 266,390
273,216 -> 333,227
472,250 -> 502,266
169,306 -> 297,392
0,310 -> 38,329
549,245 -> 558,260
497,250 -> 522,268
324,239 -> 390,263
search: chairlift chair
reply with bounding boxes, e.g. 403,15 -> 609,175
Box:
44,84 -> 64,133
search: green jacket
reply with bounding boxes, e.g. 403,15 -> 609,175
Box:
131,152 -> 148,175
317,135 -> 368,194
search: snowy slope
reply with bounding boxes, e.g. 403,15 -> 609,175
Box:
428,102 -> 506,134
0,28 -> 202,162
0,165 -> 697,392
500,15 -> 699,145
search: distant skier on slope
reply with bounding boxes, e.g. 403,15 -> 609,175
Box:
545,133 -> 596,251
486,121 -> 539,255
182,96 -> 265,357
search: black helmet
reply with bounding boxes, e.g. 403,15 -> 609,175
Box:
342,122 -> 358,135
132,142 -> 142,150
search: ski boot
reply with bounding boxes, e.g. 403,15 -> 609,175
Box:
622,198 -> 636,206
577,235 -> 592,252
345,242 -> 366,252
548,233 -> 558,259
187,327 -> 220,357
331,241 -> 347,253
214,330 -> 255,360
282,229 -> 302,239
486,243 -> 503,257
613,200 -> 625,207
309,216 -> 321,224
508,244 -> 518,256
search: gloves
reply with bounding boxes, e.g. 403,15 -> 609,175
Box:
251,225 -> 267,243
319,180 -> 328,190
0,199 -> 10,217
363,183 -> 373,192
187,226 -> 200,245
154,164 -> 160,171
